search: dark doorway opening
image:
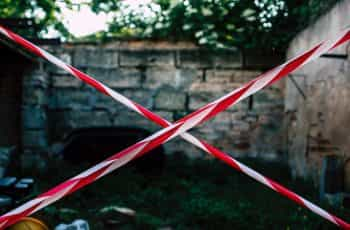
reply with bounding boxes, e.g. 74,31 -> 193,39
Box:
59,127 -> 166,174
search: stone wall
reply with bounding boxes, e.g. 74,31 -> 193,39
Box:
21,64 -> 49,171
22,40 -> 284,166
285,0 -> 350,185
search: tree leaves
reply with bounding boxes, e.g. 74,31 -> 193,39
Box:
0,0 -> 73,39
1,0 -> 341,52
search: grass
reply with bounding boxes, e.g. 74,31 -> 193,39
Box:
14,154 -> 350,229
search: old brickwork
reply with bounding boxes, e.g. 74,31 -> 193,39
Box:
21,40 -> 284,166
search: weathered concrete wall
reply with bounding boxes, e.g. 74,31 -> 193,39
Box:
22,40 -> 284,167
285,0 -> 350,184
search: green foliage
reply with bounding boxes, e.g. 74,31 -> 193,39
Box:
90,0 -> 340,52
1,0 -> 340,50
0,0 -> 73,38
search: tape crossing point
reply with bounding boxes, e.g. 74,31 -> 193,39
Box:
0,25 -> 349,229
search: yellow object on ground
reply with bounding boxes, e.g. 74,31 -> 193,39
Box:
7,217 -> 48,230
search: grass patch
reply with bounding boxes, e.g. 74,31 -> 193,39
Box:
16,154 -> 350,229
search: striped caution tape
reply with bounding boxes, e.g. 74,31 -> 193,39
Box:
0,25 -> 349,229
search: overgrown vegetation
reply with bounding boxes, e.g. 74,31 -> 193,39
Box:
0,0 -> 72,38
86,0 -> 341,52
1,0 -> 340,52
16,154 -> 350,229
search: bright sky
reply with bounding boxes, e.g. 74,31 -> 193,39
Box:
56,0 -> 152,37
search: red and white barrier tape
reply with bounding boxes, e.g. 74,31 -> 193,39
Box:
0,25 -> 349,229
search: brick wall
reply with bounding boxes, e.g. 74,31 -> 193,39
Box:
21,40 -> 284,167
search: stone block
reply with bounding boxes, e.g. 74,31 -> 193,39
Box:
23,130 -> 48,149
49,89 -> 92,109
253,102 -> 281,115
153,110 -> 174,122
234,108 -> 248,117
85,67 -> 109,85
214,49 -> 242,68
66,110 -> 112,128
113,110 -> 159,132
210,112 -> 232,124
206,70 -> 261,83
46,52 -> 72,74
251,90 -> 284,115
232,70 -> 261,83
231,100 -> 249,112
176,68 -> 202,91
201,114 -> 233,132
154,88 -> 186,111
93,89 -> 153,112
119,50 -> 174,67
93,93 -> 126,113
109,68 -> 142,88
73,48 -> 118,68
23,87 -> 47,105
143,68 -> 201,90
86,68 -> 141,88
191,126 -> 222,142
177,49 -> 241,68
93,89 -> 154,114
143,67 -> 176,89
245,113 -> 258,123
23,69 -> 48,88
122,90 -> 153,109
163,138 -> 203,158
254,90 -> 283,103
189,82 -> 241,93
189,92 -> 247,112
232,120 -> 250,132
188,92 -> 221,110
177,50 -> 214,68
211,137 -> 244,154
52,74 -> 82,88
173,110 -> 187,121
22,107 -> 46,129
206,70 -> 233,83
